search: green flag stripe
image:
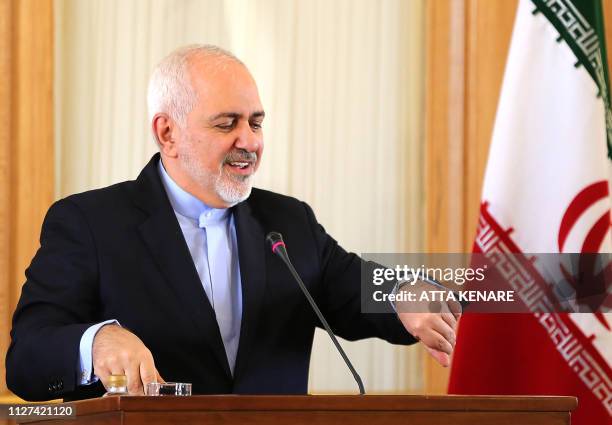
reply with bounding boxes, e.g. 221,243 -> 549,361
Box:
531,0 -> 612,159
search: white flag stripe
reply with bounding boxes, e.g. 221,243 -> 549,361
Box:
483,0 -> 611,254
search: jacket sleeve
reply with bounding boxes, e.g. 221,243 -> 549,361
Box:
6,199 -> 103,401
301,201 -> 417,345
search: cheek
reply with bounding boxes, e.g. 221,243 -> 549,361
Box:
256,139 -> 264,158
191,137 -> 228,165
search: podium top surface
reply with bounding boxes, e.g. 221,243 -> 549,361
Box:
72,394 -> 578,416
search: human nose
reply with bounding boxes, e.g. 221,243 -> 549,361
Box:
234,122 -> 261,153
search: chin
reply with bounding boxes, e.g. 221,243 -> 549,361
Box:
216,181 -> 253,206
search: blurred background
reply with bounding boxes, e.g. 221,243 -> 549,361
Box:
1,0 -> 611,402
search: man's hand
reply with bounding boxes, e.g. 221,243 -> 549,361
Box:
92,325 -> 164,394
395,283 -> 462,367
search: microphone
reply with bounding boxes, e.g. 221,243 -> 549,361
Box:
266,232 -> 366,395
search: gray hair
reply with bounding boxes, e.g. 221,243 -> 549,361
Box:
147,44 -> 242,128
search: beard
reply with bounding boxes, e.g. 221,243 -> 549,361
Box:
178,140 -> 256,207
214,164 -> 254,205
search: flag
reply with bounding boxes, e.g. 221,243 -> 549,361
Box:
448,1 -> 612,424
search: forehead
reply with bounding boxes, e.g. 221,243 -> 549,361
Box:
187,56 -> 263,115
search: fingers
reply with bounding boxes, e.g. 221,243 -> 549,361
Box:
425,346 -> 450,368
92,325 -> 161,394
433,300 -> 461,348
440,311 -> 457,330
400,313 -> 456,355
155,369 -> 166,383
396,284 -> 463,368
97,362 -> 125,390
141,369 -> 166,395
420,318 -> 455,355
126,361 -> 143,395
139,354 -> 159,392
447,299 -> 463,320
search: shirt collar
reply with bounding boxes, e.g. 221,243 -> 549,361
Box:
157,159 -> 230,226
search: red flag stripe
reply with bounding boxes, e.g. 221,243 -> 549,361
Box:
580,210 -> 611,253
558,181 -> 609,252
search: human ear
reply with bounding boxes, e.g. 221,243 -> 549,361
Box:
152,113 -> 178,158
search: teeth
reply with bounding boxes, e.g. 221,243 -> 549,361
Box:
229,162 -> 249,169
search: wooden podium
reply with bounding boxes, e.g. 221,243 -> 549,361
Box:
24,395 -> 577,425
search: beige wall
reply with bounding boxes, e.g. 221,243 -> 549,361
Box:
53,0 -> 427,395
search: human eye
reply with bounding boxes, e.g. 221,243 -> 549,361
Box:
216,120 -> 236,131
250,120 -> 263,131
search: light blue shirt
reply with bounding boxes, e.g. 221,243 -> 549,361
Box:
78,160 -> 243,384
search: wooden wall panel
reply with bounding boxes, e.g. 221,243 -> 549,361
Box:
425,0 -> 466,255
11,0 -> 55,306
425,0 -> 516,394
0,0 -> 54,398
463,0 -> 517,250
0,0 -> 13,398
605,0 -> 612,83
424,0 -> 467,394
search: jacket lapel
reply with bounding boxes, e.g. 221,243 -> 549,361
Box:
232,200 -> 267,382
131,155 -> 232,379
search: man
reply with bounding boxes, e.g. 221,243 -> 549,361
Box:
6,45 -> 459,401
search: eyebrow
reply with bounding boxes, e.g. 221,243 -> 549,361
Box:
209,111 -> 266,121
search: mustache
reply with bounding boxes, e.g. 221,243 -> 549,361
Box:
224,150 -> 258,163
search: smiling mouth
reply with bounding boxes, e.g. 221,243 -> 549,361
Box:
224,150 -> 258,174
228,161 -> 251,169
224,161 -> 255,176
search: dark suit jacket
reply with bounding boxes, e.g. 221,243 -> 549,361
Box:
6,154 -> 415,401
